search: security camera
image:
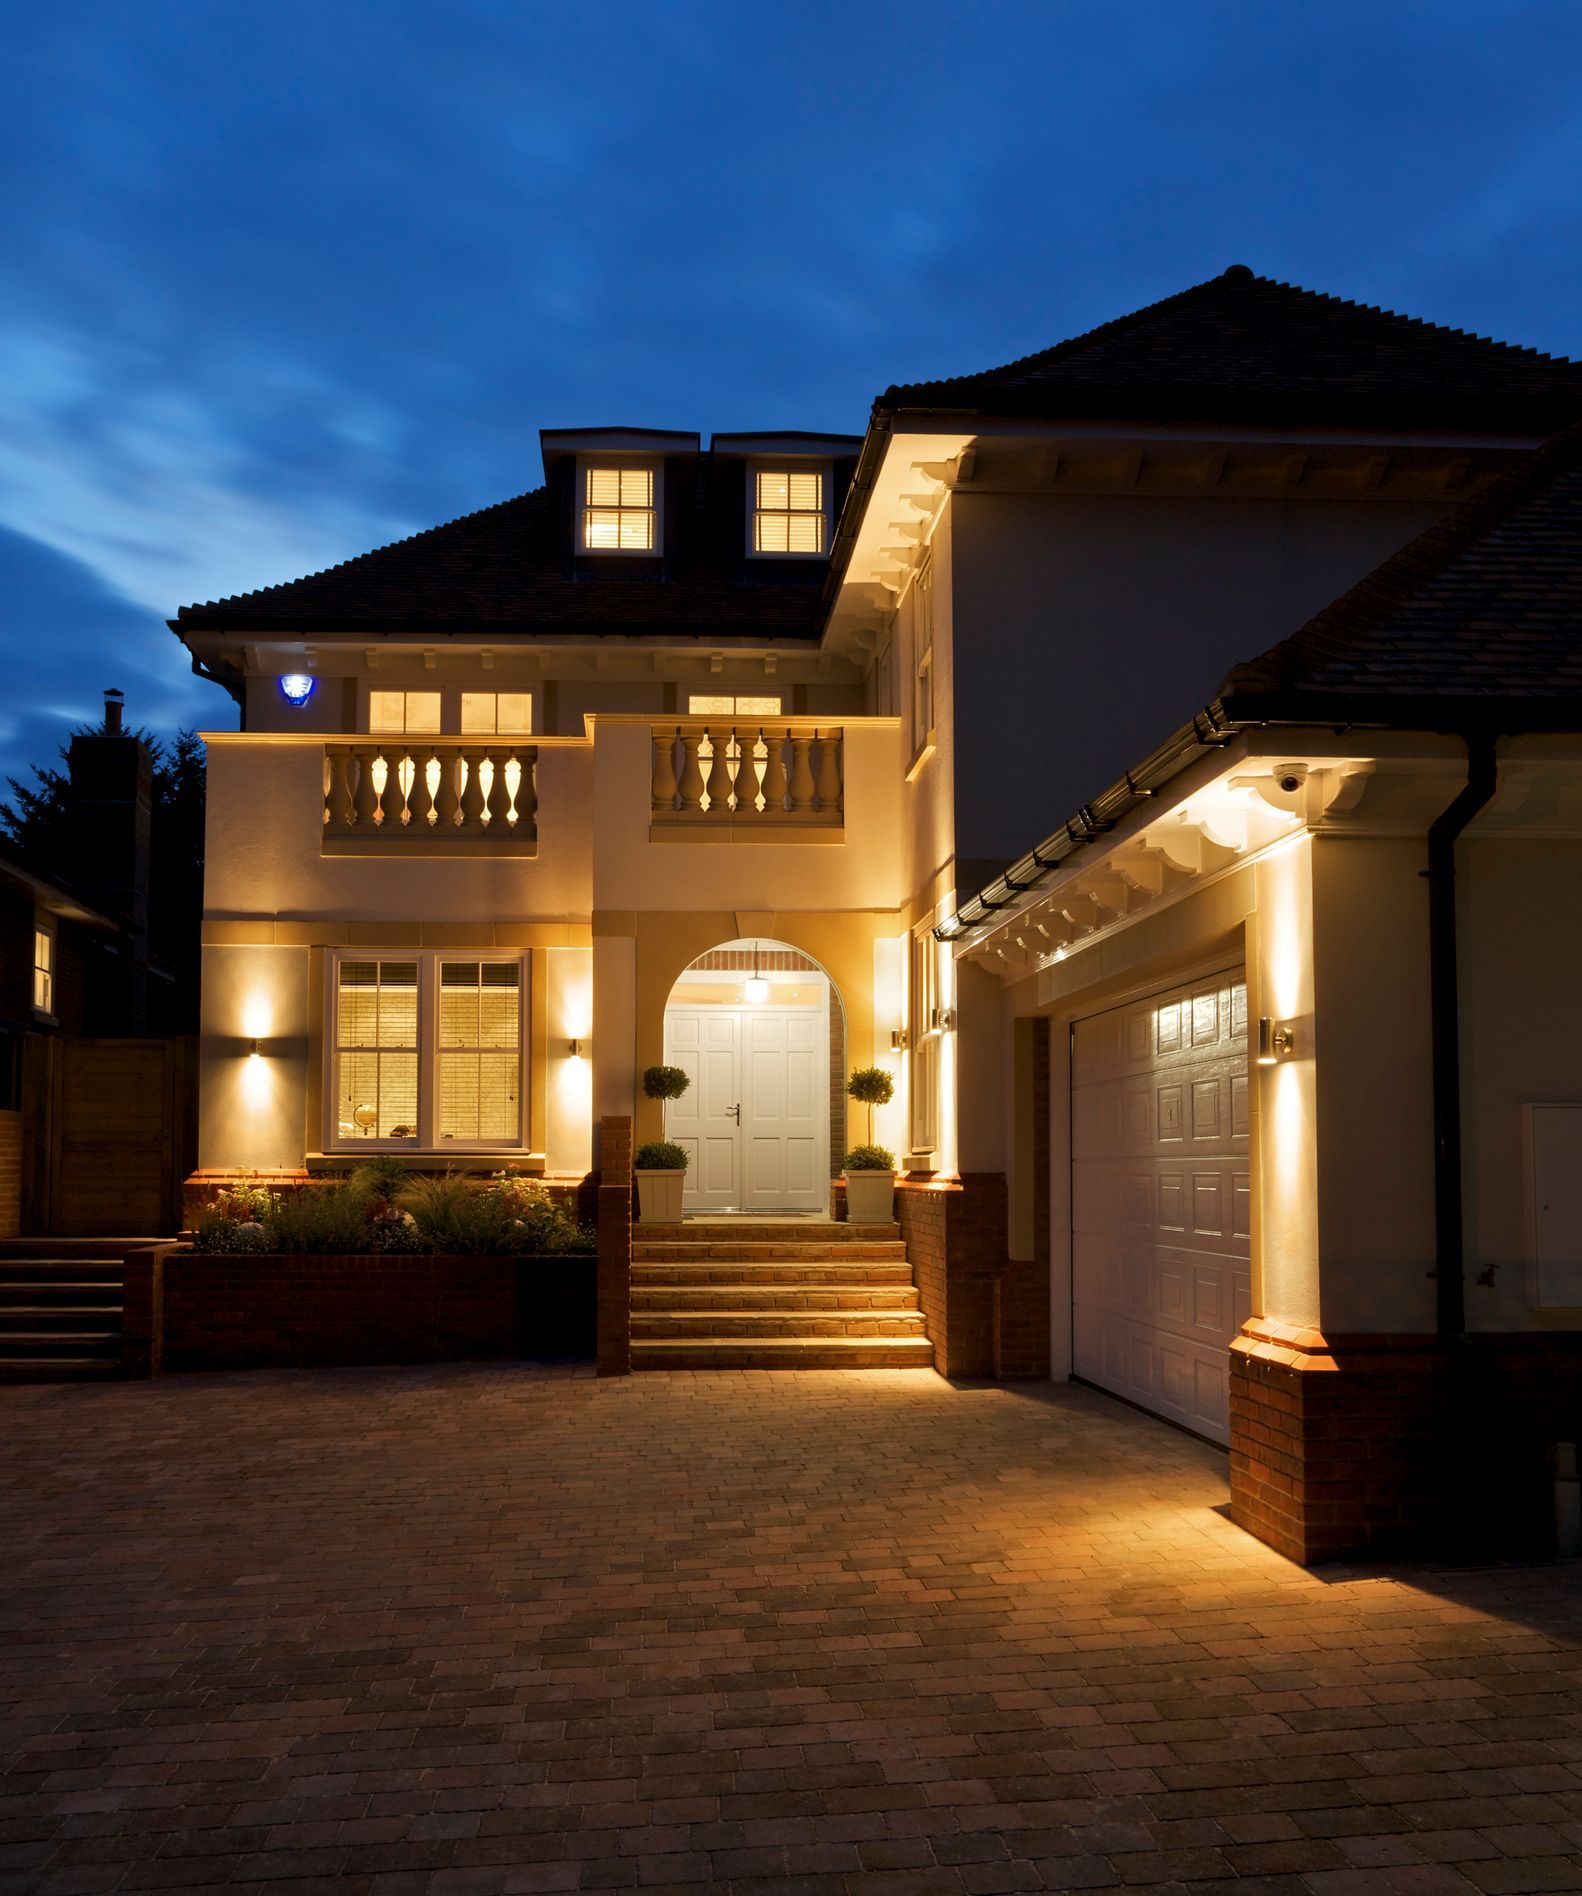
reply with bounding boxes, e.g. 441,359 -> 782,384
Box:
1275,764 -> 1308,796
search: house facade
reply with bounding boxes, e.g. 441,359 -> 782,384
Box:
174,268 -> 1582,1561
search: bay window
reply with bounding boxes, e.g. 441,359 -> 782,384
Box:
330,952 -> 525,1149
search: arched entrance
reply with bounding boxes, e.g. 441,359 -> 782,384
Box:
662,939 -> 845,1214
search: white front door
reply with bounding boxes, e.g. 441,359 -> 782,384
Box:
665,1005 -> 827,1212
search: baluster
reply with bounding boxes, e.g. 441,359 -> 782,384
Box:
735,728 -> 766,816
759,729 -> 789,815
459,748 -> 487,830
514,749 -> 538,839
433,748 -> 461,829
677,731 -> 706,813
415,749 -> 440,828
705,725 -> 734,815
377,748 -> 406,828
651,729 -> 678,811
327,748 -> 356,828
483,747 -> 511,829
788,731 -> 816,812
814,728 -> 842,815
351,747 -> 378,828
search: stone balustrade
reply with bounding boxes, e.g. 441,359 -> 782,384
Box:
650,721 -> 843,827
323,742 -> 537,852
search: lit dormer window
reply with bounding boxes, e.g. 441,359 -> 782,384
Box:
583,465 -> 656,552
753,468 -> 826,555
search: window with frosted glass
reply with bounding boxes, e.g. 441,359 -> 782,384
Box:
438,961 -> 521,1143
368,691 -> 442,735
334,960 -> 419,1140
460,692 -> 533,735
754,469 -> 825,553
583,466 -> 655,551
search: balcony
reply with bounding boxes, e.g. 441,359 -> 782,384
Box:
649,719 -> 843,835
323,742 -> 538,855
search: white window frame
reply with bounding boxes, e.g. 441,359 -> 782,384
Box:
908,553 -> 936,771
747,461 -> 831,559
579,456 -> 661,556
32,915 -> 56,1020
324,949 -> 529,1154
908,924 -> 940,1158
685,693 -> 785,717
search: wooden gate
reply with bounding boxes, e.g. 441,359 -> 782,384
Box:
22,1037 -> 196,1236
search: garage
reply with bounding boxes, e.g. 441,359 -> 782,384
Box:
1070,969 -> 1251,1444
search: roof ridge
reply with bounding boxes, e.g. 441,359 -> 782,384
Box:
173,485 -> 547,618
1221,418 -> 1582,699
876,264 -> 1573,408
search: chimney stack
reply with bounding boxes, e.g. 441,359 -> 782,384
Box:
67,689 -> 153,1032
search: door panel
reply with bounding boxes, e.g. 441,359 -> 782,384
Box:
664,1009 -> 741,1210
1070,969 -> 1249,1445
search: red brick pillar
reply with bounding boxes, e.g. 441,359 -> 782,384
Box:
0,1108 -> 20,1239
597,1115 -> 632,1377
122,1241 -> 178,1378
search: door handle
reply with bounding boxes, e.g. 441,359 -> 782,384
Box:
727,1103 -> 741,1122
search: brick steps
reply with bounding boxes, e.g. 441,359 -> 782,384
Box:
630,1336 -> 936,1370
629,1219 -> 931,1372
0,1245 -> 128,1381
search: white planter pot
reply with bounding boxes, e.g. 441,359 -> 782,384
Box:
635,1168 -> 686,1223
843,1169 -> 896,1226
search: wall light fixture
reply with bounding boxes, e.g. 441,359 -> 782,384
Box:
1257,1017 -> 1296,1066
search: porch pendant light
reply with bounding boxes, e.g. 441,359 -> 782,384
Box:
744,941 -> 769,1006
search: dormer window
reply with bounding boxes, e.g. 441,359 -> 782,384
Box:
583,464 -> 656,553
752,468 -> 826,555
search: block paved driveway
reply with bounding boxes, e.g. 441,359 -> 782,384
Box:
2,1366 -> 1581,1896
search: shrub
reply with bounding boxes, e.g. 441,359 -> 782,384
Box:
396,1170 -> 595,1256
190,1177 -> 281,1255
642,1064 -> 691,1101
843,1144 -> 896,1172
634,1140 -> 688,1170
265,1180 -> 373,1254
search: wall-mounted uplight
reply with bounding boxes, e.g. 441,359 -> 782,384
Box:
891,1028 -> 908,1052
1257,1017 -> 1296,1067
248,1038 -> 262,1058
568,1038 -> 583,1058
279,673 -> 316,706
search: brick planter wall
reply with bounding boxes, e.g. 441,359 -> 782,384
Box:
0,1108 -> 19,1239
125,1250 -> 595,1375
182,1169 -> 597,1233
1230,1321 -> 1582,1563
893,1174 -> 1011,1380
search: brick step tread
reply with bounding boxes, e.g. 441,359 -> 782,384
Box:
0,1280 -> 124,1298
0,1358 -> 126,1381
631,1338 -> 935,1370
0,1240 -> 154,1258
632,1242 -> 907,1261
633,1268 -> 915,1291
633,1287 -> 920,1312
634,1223 -> 898,1242
0,1260 -> 124,1279
0,1330 -> 122,1357
0,1305 -> 122,1330
631,1313 -> 929,1339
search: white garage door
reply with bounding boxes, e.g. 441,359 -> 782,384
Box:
1071,969 -> 1251,1444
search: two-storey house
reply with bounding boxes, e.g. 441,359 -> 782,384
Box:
174,267 -> 1582,1561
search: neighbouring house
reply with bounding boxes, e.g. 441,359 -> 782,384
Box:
0,693 -> 198,1237
171,267 -> 1582,1560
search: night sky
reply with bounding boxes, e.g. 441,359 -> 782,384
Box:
3,1 -> 1579,782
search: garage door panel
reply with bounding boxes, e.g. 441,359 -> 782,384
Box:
1071,968 -> 1248,1447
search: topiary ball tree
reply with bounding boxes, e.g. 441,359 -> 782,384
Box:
642,1064 -> 691,1101
846,1065 -> 895,1144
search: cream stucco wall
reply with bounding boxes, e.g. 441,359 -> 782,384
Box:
948,492 -> 1449,872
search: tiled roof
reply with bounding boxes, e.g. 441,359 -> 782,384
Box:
1221,421 -> 1582,716
877,265 -> 1582,432
173,485 -> 829,639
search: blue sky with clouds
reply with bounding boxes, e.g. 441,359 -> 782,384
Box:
2,0 -> 1579,781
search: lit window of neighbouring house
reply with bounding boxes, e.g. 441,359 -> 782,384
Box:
331,952 -> 526,1150
686,694 -> 783,716
753,469 -> 825,554
460,692 -> 533,735
584,465 -> 655,551
369,691 -> 442,735
32,922 -> 54,1016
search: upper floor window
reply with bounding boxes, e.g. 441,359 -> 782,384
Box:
583,464 -> 656,552
911,555 -> 935,759
32,919 -> 55,1018
369,691 -> 442,735
686,693 -> 783,717
461,692 -> 533,735
752,468 -> 826,555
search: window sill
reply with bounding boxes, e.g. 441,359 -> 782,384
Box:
905,732 -> 937,782
308,1150 -> 545,1174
